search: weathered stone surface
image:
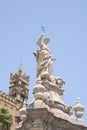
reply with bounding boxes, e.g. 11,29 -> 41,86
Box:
16,108 -> 87,130
16,33 -> 87,130
0,91 -> 17,130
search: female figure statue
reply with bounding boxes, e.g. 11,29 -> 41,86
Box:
34,33 -> 54,78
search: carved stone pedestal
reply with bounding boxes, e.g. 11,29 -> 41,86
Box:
16,108 -> 87,130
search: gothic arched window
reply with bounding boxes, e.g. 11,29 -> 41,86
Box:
21,91 -> 25,102
12,90 -> 17,100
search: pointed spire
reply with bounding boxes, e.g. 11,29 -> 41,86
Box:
18,64 -> 23,76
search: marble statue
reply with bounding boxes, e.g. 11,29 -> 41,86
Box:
34,33 -> 55,78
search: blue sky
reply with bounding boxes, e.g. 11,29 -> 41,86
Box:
0,0 -> 87,125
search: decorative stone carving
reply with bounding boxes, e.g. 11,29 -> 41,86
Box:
19,101 -> 27,121
33,33 -> 55,79
16,32 -> 87,130
32,33 -> 74,120
74,97 -> 84,122
16,108 -> 87,130
33,83 -> 45,100
34,33 -> 65,90
16,101 -> 27,129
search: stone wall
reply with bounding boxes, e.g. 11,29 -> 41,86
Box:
0,90 -> 18,130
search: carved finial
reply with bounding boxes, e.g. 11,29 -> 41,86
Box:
74,97 -> 84,123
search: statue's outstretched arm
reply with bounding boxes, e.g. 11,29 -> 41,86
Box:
36,33 -> 44,46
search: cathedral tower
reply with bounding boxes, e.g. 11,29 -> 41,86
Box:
9,64 -> 29,108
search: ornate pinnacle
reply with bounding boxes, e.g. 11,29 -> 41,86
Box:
74,97 -> 84,121
18,64 -> 23,76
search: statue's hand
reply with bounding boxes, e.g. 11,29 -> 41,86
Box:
41,33 -> 44,37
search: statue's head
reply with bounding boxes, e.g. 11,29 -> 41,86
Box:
43,38 -> 50,44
